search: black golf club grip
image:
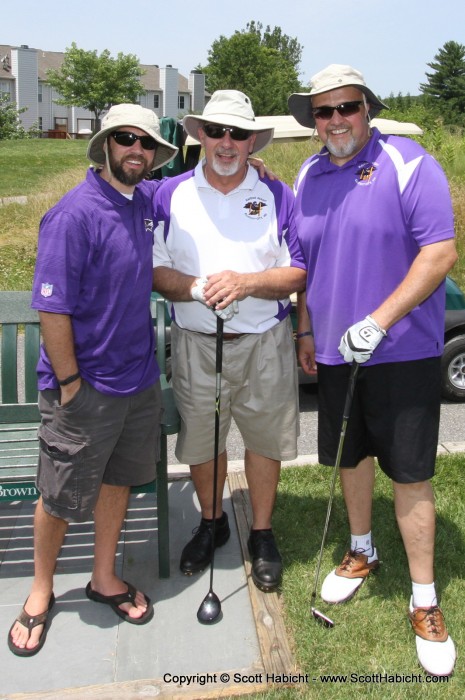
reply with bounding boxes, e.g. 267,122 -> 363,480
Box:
216,316 -> 224,374
342,363 -> 359,421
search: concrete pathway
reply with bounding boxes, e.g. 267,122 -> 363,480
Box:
0,479 -> 262,699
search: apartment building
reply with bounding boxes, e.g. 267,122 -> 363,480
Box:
0,44 -> 206,135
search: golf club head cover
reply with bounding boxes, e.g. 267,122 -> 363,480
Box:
339,315 -> 387,364
191,277 -> 209,304
214,299 -> 239,321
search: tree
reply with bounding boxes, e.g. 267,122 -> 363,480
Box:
0,96 -> 40,140
246,21 -> 302,73
46,43 -> 145,130
202,23 -> 303,115
420,41 -> 465,126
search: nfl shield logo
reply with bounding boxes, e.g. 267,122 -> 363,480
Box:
41,283 -> 53,298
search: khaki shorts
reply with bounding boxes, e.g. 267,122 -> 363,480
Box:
37,380 -> 162,522
172,317 -> 299,464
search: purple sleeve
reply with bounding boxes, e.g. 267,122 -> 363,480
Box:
31,209 -> 89,314
402,154 -> 454,247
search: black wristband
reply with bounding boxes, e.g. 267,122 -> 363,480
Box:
58,372 -> 81,386
296,331 -> 313,339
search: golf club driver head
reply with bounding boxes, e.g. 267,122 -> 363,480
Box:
197,590 -> 222,624
311,606 -> 335,628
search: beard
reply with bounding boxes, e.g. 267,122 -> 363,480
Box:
109,150 -> 155,186
209,149 -> 242,177
325,133 -> 359,160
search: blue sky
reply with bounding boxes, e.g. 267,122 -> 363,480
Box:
3,0 -> 464,101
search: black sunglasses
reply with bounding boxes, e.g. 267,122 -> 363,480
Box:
312,101 -> 364,121
111,131 -> 157,150
203,123 -> 252,141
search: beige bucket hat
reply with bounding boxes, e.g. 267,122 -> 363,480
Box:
87,104 -> 178,170
183,90 -> 274,154
288,64 -> 388,129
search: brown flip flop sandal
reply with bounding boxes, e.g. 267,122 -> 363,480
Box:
85,581 -> 154,625
8,593 -> 55,657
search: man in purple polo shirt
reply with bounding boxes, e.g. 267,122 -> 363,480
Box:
290,65 -> 457,676
8,104 -> 177,657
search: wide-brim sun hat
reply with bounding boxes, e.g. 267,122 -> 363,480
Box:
183,90 -> 274,154
87,103 -> 178,170
288,64 -> 389,129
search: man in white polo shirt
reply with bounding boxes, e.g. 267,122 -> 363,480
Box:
153,90 -> 306,591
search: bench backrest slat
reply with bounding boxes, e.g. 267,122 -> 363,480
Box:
1,325 -> 19,404
1,292 -> 40,415
24,324 -> 41,402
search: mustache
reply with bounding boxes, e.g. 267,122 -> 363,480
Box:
215,148 -> 238,156
122,154 -> 146,164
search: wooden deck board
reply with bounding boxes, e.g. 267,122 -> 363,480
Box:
228,470 -> 297,678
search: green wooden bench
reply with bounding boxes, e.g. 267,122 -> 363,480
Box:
0,291 -> 179,577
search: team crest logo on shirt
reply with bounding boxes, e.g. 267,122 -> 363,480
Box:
40,283 -> 53,298
144,218 -> 154,233
244,198 -> 267,219
355,161 -> 377,186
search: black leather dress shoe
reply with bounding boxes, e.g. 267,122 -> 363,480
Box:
247,529 -> 282,592
180,511 -> 230,575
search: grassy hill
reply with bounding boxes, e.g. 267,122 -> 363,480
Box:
1,135 -> 465,290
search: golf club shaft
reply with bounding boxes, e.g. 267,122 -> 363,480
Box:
208,316 -> 224,592
311,362 -> 359,600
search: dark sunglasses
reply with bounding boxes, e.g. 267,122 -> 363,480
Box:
312,101 -> 364,121
203,123 -> 252,141
111,131 -> 157,150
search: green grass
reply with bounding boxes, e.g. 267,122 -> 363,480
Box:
0,139 -> 88,197
259,140 -> 321,186
1,135 -> 465,293
225,454 -> 464,700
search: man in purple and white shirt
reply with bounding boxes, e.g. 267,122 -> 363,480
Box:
8,105 -> 177,657
153,90 -> 306,593
290,64 -> 457,676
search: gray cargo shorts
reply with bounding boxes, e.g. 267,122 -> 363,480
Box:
37,379 -> 162,522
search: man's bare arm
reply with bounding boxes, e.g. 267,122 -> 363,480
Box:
153,266 -> 198,301
371,239 -> 458,331
153,265 -> 306,309
296,291 -> 317,375
204,267 -> 306,309
39,311 -> 81,402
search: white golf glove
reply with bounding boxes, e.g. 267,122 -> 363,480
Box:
191,278 -> 239,321
339,315 -> 387,364
191,277 -> 208,303
214,300 -> 239,321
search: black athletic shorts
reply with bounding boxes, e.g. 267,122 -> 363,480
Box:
317,358 -> 441,483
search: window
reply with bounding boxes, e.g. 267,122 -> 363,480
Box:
54,118 -> 68,132
0,80 -> 11,100
178,95 -> 185,110
153,94 -> 159,109
38,83 -> 42,103
77,118 -> 94,135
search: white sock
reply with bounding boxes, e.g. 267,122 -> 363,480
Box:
350,532 -> 377,563
412,581 -> 438,609
351,531 -> 373,554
